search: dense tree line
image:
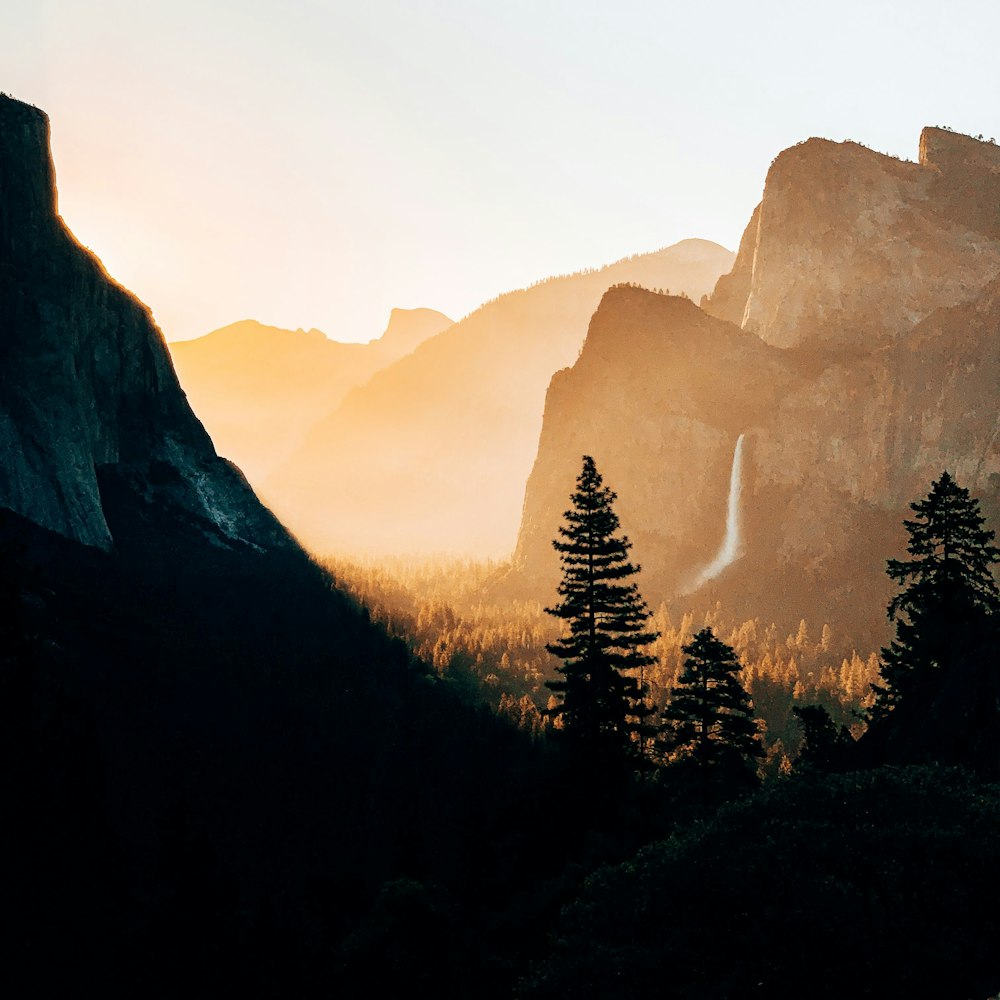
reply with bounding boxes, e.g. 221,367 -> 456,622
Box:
6,460 -> 999,997
326,577 -> 879,768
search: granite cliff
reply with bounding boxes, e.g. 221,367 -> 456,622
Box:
512,130 -> 1000,639
705,128 -> 1000,350
0,94 -> 285,551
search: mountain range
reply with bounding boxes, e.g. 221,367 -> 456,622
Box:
168,308 -> 452,484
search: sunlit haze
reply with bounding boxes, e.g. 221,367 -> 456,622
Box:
7,0 -> 1000,342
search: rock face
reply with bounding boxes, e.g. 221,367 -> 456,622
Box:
512,287 -> 797,600
0,94 -> 286,551
513,130 -> 1000,640
168,308 -> 451,484
705,129 -> 1000,349
267,239 -> 735,556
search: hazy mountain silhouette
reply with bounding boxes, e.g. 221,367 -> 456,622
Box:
169,308 -> 452,483
267,239 -> 734,556
509,129 -> 1000,643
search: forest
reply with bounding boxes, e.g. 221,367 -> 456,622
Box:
4,453 -> 1000,998
324,462 -> 1000,996
328,555 -> 879,772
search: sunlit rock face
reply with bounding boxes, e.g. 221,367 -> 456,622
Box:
511,130 -> 1000,639
0,95 -> 287,551
510,287 -> 797,605
706,129 -> 1000,350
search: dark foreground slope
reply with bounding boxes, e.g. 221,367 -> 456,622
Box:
0,95 -> 554,997
1,495 -> 559,997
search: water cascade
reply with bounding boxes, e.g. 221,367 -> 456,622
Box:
694,433 -> 745,586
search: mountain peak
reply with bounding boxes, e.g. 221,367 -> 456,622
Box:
371,307 -> 453,357
0,93 -> 57,238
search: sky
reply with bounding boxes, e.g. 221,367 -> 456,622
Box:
6,1 -> 1000,343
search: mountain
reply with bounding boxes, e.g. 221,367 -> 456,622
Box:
0,94 -> 550,996
168,307 -> 452,484
704,127 -> 1000,348
266,239 -> 735,556
510,129 -> 1000,642
373,305 -> 454,357
0,95 -> 286,553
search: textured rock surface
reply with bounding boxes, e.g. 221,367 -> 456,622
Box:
268,239 -> 735,556
707,129 -> 1000,349
169,308 -> 451,483
511,272 -> 1000,639
511,286 -> 797,600
0,94 -> 287,551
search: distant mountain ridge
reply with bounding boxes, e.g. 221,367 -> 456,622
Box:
169,307 -> 452,483
266,238 -> 735,556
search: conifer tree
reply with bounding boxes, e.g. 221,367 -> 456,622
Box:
872,471 -> 1000,719
792,704 -> 853,773
658,627 -> 763,788
544,455 -> 658,770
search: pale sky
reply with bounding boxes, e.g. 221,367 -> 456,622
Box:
5,1 -> 1000,342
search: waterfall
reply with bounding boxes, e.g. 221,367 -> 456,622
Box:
695,433 -> 745,586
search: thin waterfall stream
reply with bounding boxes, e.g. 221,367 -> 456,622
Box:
694,433 -> 745,586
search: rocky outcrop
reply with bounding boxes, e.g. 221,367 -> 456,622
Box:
267,239 -> 735,556
168,308 -> 451,484
510,272 -> 1000,640
0,94 -> 286,551
707,129 -> 1000,350
511,286 -> 798,600
701,202 -> 759,327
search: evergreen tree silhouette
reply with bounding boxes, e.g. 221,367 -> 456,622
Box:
872,471 -> 1000,720
544,455 -> 657,772
658,627 -> 762,792
792,704 -> 853,773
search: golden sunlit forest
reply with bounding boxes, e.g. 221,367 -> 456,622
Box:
327,556 -> 879,766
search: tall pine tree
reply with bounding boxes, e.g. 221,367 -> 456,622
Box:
658,627 -> 763,791
873,471 -> 1000,720
545,455 -> 658,771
